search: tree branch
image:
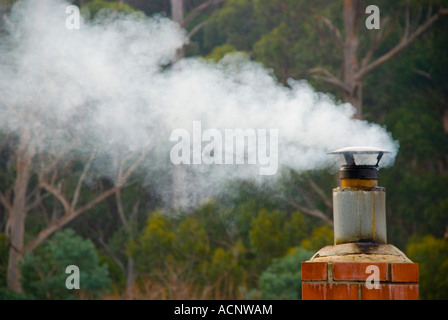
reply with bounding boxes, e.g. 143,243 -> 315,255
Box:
74,186 -> 121,217
25,191 -> 50,212
182,0 -> 227,27
71,147 -> 98,211
120,143 -> 152,184
97,232 -> 126,275
316,15 -> 343,47
404,0 -> 411,39
39,182 -> 72,217
40,142 -> 76,177
25,139 -> 150,253
307,179 -> 333,211
307,67 -> 350,93
360,17 -> 391,70
0,190 -> 12,214
115,188 -> 128,228
356,7 -> 448,81
130,200 -> 140,224
276,194 -> 333,226
187,20 -> 206,38
24,186 -> 120,253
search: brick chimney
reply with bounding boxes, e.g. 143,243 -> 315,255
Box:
301,147 -> 419,300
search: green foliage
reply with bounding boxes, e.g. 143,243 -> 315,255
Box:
99,253 -> 125,290
250,209 -> 307,265
301,225 -> 334,252
207,242 -> 246,283
386,172 -> 448,244
203,0 -> 262,52
406,235 -> 448,300
134,211 -> 176,273
133,198 -> 312,297
81,0 -> 141,19
202,0 -> 343,85
361,1 -> 448,248
205,44 -> 239,61
21,229 -> 111,299
386,104 -> 448,162
0,287 -> 35,300
134,206 -> 250,297
249,209 -> 288,260
258,247 -> 314,300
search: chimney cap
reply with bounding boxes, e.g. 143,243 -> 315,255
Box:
328,146 -> 391,181
328,146 -> 390,167
328,146 -> 390,155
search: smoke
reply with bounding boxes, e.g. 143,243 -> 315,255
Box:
0,0 -> 399,208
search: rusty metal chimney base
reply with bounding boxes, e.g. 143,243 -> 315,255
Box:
333,187 -> 387,244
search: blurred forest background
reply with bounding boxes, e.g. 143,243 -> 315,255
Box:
0,0 -> 447,300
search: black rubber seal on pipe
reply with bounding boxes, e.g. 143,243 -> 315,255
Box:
339,165 -> 379,180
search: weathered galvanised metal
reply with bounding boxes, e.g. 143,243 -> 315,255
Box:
329,147 -> 390,244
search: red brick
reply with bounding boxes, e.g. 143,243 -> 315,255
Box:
302,283 -> 359,300
391,263 -> 419,283
301,262 -> 328,281
333,262 -> 388,281
361,284 -> 419,300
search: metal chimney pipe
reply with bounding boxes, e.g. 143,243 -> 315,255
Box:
329,147 -> 390,245
302,148 -> 419,300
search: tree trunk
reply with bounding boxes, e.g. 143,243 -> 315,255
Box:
170,0 -> 193,210
442,109 -> 448,133
172,164 -> 189,210
6,130 -> 34,292
171,0 -> 185,61
171,0 -> 184,26
342,82 -> 363,120
311,2 -> 447,120
125,257 -> 135,299
342,0 -> 363,119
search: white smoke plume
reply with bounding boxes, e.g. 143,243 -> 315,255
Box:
0,0 -> 399,208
